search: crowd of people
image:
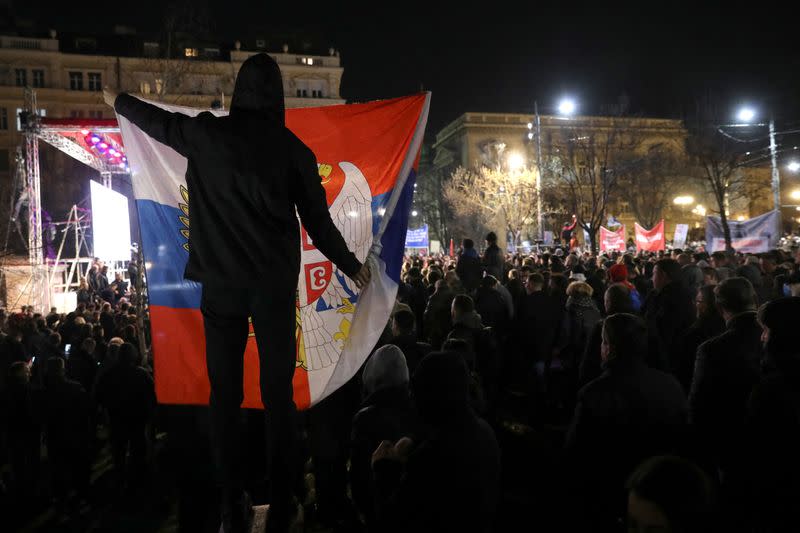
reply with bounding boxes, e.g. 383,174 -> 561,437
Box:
2,236 -> 800,531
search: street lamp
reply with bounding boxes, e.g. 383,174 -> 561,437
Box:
507,152 -> 525,171
735,106 -> 781,214
527,97 -> 577,242
673,195 -> 694,206
791,190 -> 800,201
788,161 -> 800,172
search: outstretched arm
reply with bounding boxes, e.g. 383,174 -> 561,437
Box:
290,135 -> 370,287
104,88 -> 197,157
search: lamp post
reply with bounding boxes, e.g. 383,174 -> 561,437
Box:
735,107 -> 781,213
528,97 -> 576,243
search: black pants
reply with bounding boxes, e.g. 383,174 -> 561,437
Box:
109,418 -> 147,489
201,281 -> 298,511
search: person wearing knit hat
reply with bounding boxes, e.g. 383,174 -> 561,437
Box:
747,296 -> 800,529
608,263 -> 642,311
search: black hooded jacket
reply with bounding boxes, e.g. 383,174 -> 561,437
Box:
114,53 -> 361,286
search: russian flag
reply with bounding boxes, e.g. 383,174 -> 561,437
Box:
117,93 -> 430,409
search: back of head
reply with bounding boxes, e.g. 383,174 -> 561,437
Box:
363,344 -> 409,396
452,294 -> 475,317
715,277 -> 757,315
626,455 -> 715,533
566,280 -> 593,298
392,309 -> 416,336
655,258 -> 682,284
527,272 -> 544,289
45,356 -> 65,384
605,283 -> 633,314
681,264 -> 704,291
412,351 -> 471,424
230,53 -> 284,125
603,313 -> 648,364
608,263 -> 629,283
118,342 -> 140,367
486,232 -> 497,245
758,297 -> 800,365
480,275 -> 498,289
463,238 -> 474,250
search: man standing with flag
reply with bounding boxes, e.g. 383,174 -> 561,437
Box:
105,53 -> 370,532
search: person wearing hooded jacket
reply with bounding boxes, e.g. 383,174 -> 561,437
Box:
104,53 -> 370,533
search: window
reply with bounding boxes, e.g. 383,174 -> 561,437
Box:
69,110 -> 85,118
143,41 -> 159,58
312,89 -> 319,98
302,89 -> 308,97
296,89 -> 301,97
69,71 -> 84,90
32,69 -> 44,88
0,108 -> 7,130
88,110 -> 103,119
88,72 -> 102,91
154,78 -> 163,95
300,57 -> 314,65
140,81 -> 151,95
184,48 -> 198,57
15,69 -> 27,87
0,150 -> 8,172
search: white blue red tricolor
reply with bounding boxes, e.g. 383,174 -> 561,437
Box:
117,93 -> 431,409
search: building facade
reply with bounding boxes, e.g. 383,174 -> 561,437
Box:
0,30 -> 345,181
429,111 -> 772,245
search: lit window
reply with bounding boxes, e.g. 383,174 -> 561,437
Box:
88,73 -> 102,91
184,48 -> 198,57
154,78 -> 163,94
0,108 -> 8,130
300,57 -> 314,65
140,81 -> 151,94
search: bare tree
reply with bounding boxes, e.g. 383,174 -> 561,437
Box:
685,104 -> 754,251
444,165 -> 539,248
617,144 -> 693,228
415,166 -> 451,246
550,120 -> 642,251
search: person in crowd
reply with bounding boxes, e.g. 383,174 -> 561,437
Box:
456,238 -> 482,294
399,267 -> 428,339
446,294 -> 499,412
112,272 -> 128,303
608,263 -> 642,311
746,297 -> 800,531
578,283 -> 633,387
3,361 -> 40,506
786,269 -> 800,297
566,313 -> 687,530
710,251 -> 735,281
689,277 -> 762,503
644,258 -> 695,374
37,357 -> 92,514
626,456 -> 716,533
423,279 -> 455,349
701,266 -> 719,287
676,285 -> 725,392
107,52 -> 370,533
371,351 -> 500,533
506,269 -> 526,315
95,342 -> 156,492
556,281 -> 601,371
100,302 -> 116,342
517,272 -> 561,394
66,337 -> 97,394
481,232 -> 504,280
388,309 -> 432,376
350,345 -> 418,530
474,275 -> 508,333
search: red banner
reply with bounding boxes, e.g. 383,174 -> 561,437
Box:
600,225 -> 626,252
634,220 -> 665,251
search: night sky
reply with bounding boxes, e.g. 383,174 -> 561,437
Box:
15,1 -> 800,133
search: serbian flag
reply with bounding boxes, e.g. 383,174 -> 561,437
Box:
599,225 -> 626,253
117,93 -> 430,409
634,220 -> 666,252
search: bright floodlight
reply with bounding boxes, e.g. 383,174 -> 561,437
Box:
558,98 -> 576,115
788,161 -> 800,172
791,190 -> 800,201
411,210 -> 418,217
673,195 -> 694,206
737,107 -> 756,123
507,152 -> 525,171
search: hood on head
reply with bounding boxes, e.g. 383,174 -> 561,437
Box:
230,53 -> 284,124
363,344 -> 409,396
412,351 -> 471,424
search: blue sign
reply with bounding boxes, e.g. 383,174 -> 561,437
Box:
405,224 -> 429,248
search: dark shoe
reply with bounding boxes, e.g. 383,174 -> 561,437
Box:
221,491 -> 253,533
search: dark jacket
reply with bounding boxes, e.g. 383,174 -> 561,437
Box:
95,363 -> 156,424
481,243 -> 504,281
558,295 -> 602,368
643,281 -> 695,373
373,352 -> 500,533
36,377 -> 92,449
114,53 -> 361,286
456,251 -> 482,293
423,286 -> 454,349
474,286 -> 508,332
350,386 -> 418,528
676,313 -> 725,392
388,334 -> 432,376
689,311 -> 762,466
517,290 -> 561,363
100,311 -> 116,342
66,349 -> 97,394
566,358 -> 687,528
